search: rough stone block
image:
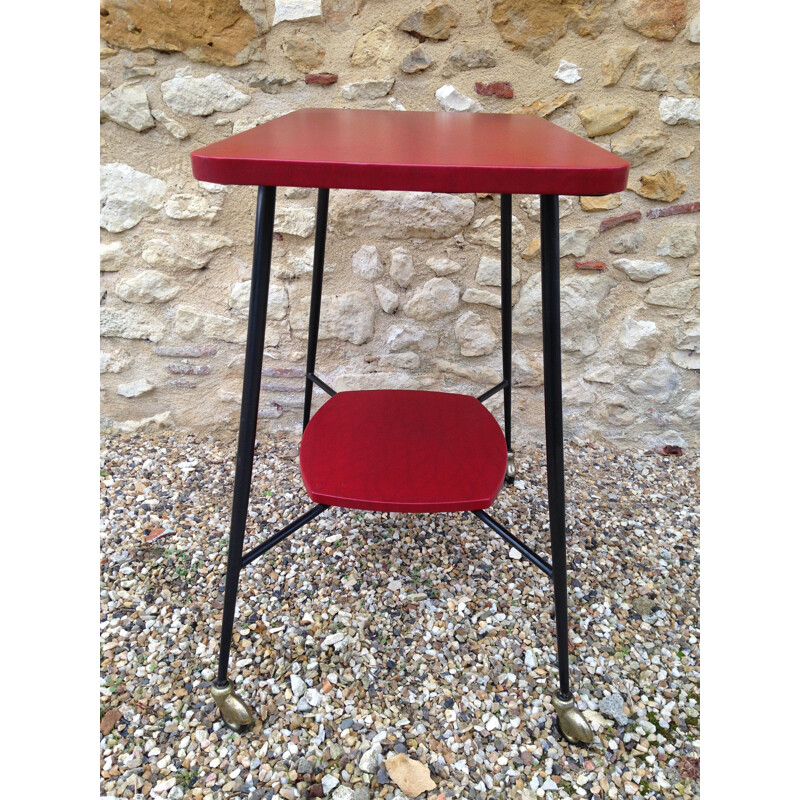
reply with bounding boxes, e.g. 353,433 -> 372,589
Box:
609,231 -> 645,254
375,284 -> 399,314
645,278 -> 699,309
273,0 -> 322,25
629,170 -> 686,202
578,105 -> 638,137
100,163 -> 166,233
619,317 -> 660,365
601,45 -> 638,87
151,109 -> 188,139
443,47 -> 495,75
462,288 -> 501,308
387,323 -> 437,352
100,307 -> 166,342
352,245 -> 384,280
398,3 -> 458,41
659,96 -> 700,126
389,248 -> 415,287
612,258 -> 671,282
435,84 -> 482,112
404,278 -> 460,320
465,215 -> 525,249
475,255 -> 520,286
426,256 -> 461,276
117,378 -> 155,398
401,46 -> 433,73
631,61 -> 669,91
100,242 -> 126,273
560,228 -> 595,258
115,270 -> 180,304
153,346 -> 218,358
656,223 -> 699,258
164,193 -> 221,222
318,292 -> 375,344
274,206 -> 316,238
161,72 -> 250,116
580,195 -> 622,212
341,77 -> 395,101
100,84 -> 155,132
351,25 -> 395,67
174,305 -> 246,344
331,191 -> 474,239
611,131 -> 669,167
455,311 -> 497,356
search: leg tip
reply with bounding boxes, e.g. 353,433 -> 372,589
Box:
211,681 -> 255,731
553,695 -> 593,745
505,451 -> 516,483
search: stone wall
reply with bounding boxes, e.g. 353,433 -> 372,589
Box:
100,0 -> 700,450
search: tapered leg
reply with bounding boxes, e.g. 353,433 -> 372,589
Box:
303,188 -> 330,430
212,185 -> 277,730
540,194 -> 592,745
500,194 -> 515,482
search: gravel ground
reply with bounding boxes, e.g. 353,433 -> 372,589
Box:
100,430 -> 699,800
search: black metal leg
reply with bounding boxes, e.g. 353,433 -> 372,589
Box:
472,509 -> 552,578
500,194 -> 515,481
540,194 -> 570,698
241,504 -> 328,567
216,186 -> 276,692
303,188 -> 330,430
540,194 -> 592,744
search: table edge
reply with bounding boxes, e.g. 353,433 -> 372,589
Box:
191,154 -> 629,196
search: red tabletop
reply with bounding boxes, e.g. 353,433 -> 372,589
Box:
191,108 -> 628,196
299,390 -> 508,513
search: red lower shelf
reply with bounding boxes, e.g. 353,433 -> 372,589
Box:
299,390 -> 508,513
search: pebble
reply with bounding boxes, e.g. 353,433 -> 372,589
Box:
305,687 -> 324,707
321,632 -> 347,650
358,745 -> 382,774
291,674 -> 307,697
329,744 -> 344,760
599,693 -> 630,726
297,757 -> 312,773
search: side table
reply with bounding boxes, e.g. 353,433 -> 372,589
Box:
191,109 -> 629,744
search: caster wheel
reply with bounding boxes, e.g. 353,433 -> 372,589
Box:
211,681 -> 255,731
552,695 -> 593,745
505,451 -> 516,484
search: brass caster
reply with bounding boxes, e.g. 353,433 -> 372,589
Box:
553,695 -> 593,745
211,681 -> 255,731
505,451 -> 516,483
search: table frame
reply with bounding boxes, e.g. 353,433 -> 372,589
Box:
209,185 -> 593,745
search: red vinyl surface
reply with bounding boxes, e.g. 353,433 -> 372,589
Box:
299,390 -> 508,513
191,108 -> 629,196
